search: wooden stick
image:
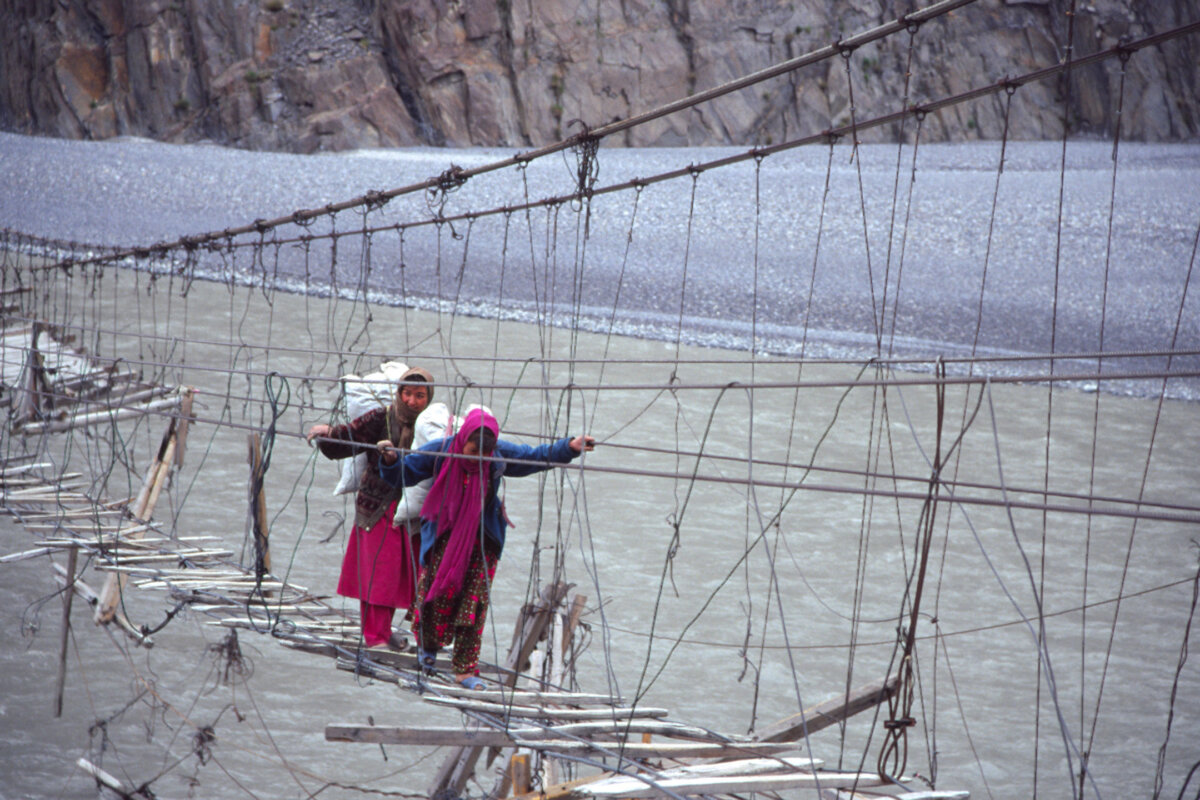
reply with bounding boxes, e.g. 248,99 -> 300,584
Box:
75,757 -> 126,793
94,421 -> 176,624
20,392 -> 183,434
4,481 -> 85,497
54,547 -> 78,717
511,752 -> 532,795
585,769 -> 890,797
51,383 -> 173,413
507,776 -> 599,800
27,521 -> 156,534
325,725 -> 800,759
0,471 -> 83,485
432,686 -> 624,706
54,563 -> 99,606
54,367 -> 137,393
19,321 -> 46,423
174,387 -> 194,468
755,675 -> 899,742
0,492 -> 89,503
507,719 -> 731,741
248,432 -> 270,577
0,546 -> 56,563
0,459 -> 50,476
328,734 -> 801,762
19,507 -> 125,519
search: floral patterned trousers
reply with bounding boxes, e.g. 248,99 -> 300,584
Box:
413,533 -> 499,675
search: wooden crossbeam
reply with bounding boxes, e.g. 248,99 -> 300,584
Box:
755,674 -> 899,742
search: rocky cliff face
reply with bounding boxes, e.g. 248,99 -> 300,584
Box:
2,0 -> 1197,152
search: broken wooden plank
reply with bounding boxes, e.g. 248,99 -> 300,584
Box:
54,564 -> 99,606
75,757 -> 125,793
756,674 -> 899,742
54,547 -> 79,716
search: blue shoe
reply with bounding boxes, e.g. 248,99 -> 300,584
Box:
417,649 -> 437,673
457,675 -> 487,691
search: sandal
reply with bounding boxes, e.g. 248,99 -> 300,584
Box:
386,631 -> 409,651
417,649 -> 437,673
456,675 -> 487,691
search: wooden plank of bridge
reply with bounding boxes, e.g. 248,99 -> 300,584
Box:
248,432 -> 270,579
325,725 -> 800,759
53,546 -> 78,717
755,674 -> 899,742
17,322 -> 47,425
429,581 -> 570,799
174,388 -> 194,468
507,776 -> 600,800
424,696 -> 668,720
583,768 -> 890,797
94,419 -> 177,625
431,686 -> 623,705
75,757 -> 126,794
578,754 -> 826,798
54,563 -> 99,607
21,389 -> 183,434
510,753 -> 530,795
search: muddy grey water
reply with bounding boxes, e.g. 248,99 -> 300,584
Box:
1,133 -> 1198,799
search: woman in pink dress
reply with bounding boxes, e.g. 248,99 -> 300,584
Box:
307,366 -> 433,648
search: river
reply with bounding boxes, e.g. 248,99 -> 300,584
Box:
1,133 -> 1198,799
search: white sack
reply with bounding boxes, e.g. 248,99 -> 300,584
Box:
331,360 -> 408,496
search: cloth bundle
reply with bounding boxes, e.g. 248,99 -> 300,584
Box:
331,361 -> 410,495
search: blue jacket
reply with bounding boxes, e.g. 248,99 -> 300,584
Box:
379,435 -> 578,564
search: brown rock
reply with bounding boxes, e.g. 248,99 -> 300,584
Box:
1,0 -> 1196,151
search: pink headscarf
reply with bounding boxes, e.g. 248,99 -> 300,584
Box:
421,408 -> 500,600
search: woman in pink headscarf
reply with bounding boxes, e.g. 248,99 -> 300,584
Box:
378,408 -> 593,688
